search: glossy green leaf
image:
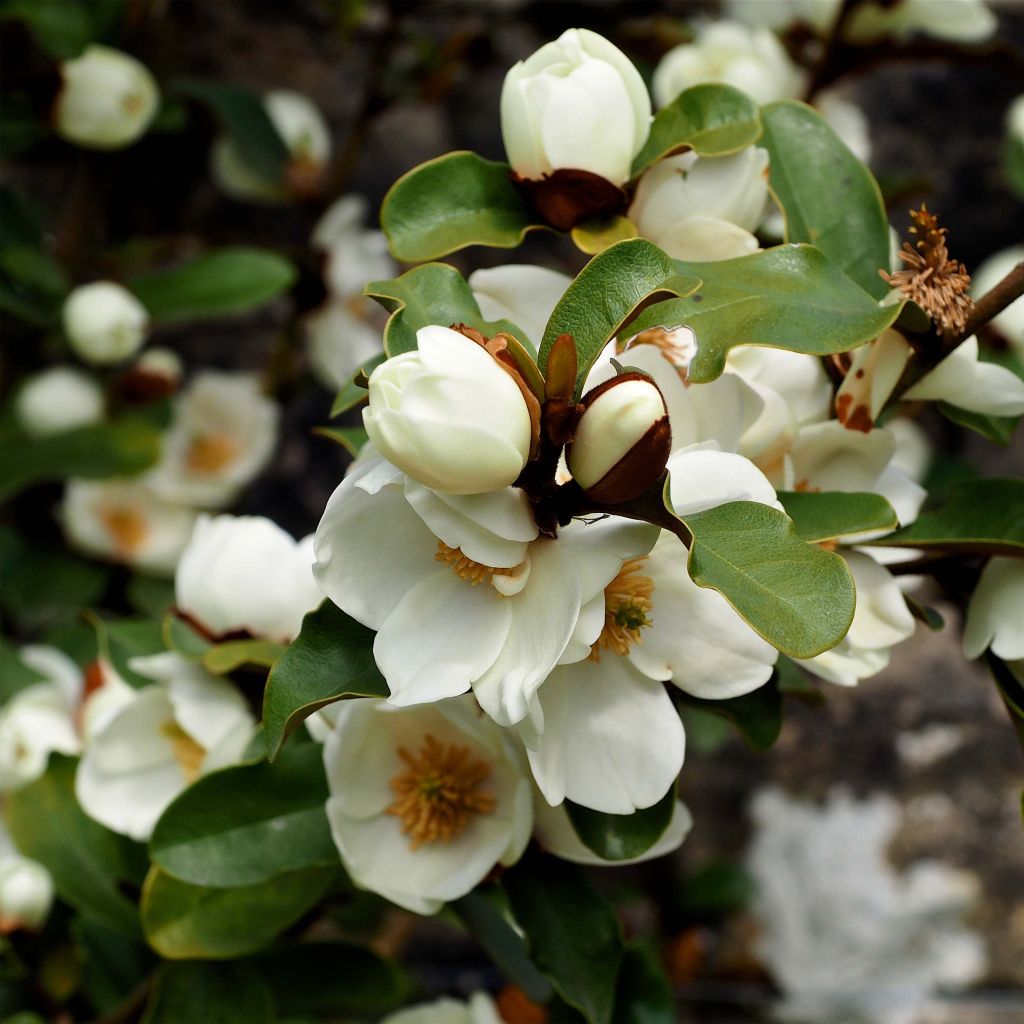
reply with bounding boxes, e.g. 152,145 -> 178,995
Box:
90,615 -> 167,688
625,244 -> 899,383
0,636 -> 46,702
150,743 -> 336,887
777,490 -> 898,542
141,961 -> 273,1024
565,788 -> 675,862
367,262 -> 530,358
760,101 -> 890,298
262,601 -> 388,760
381,150 -> 539,262
503,853 -> 624,1024
939,402 -> 1020,445
680,500 -> 856,659
871,478 -> 1024,555
631,83 -> 762,177
538,238 -> 701,395
314,425 -> 369,458
1,0 -> 95,59
73,918 -> 154,1018
140,865 -> 336,959
129,247 -> 296,322
0,418 -> 162,499
1,245 -> 68,297
201,638 -> 284,675
612,945 -> 675,1024
329,354 -> 384,417
7,755 -> 145,937
571,215 -> 638,255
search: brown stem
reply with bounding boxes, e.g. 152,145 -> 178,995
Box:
803,0 -> 862,101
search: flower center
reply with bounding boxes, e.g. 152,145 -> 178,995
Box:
592,557 -> 654,659
99,503 -> 149,555
160,720 -> 205,783
185,432 -> 238,474
387,734 -> 496,851
622,326 -> 698,381
435,541 -> 519,587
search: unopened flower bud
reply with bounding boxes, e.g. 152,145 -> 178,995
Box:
363,325 -> 535,495
16,367 -> 104,437
54,45 -> 159,150
118,347 -> 184,404
0,855 -> 54,933
63,282 -> 149,366
568,373 -> 671,503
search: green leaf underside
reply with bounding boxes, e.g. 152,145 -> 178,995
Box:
631,83 -> 762,177
538,238 -> 701,396
91,615 -> 168,689
367,263 -> 531,359
330,354 -> 385,417
777,490 -> 898,542
163,613 -> 212,659
680,500 -> 856,659
7,755 -> 144,937
129,247 -> 296,322
612,945 -> 676,1024
871,477 -> 1024,555
142,961 -> 274,1024
381,151 -> 539,262
503,855 -> 624,1024
565,788 -> 675,861
140,865 -> 336,959
262,601 -> 387,760
624,244 -> 898,383
201,638 -> 284,675
149,743 -> 336,888
760,101 -> 891,299
314,425 -> 369,458
939,402 -> 1021,445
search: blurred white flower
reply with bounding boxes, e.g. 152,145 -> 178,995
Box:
312,194 -> 395,300
469,264 -> 572,351
963,557 -> 1024,662
63,281 -> 149,366
845,0 -> 996,43
305,301 -> 385,391
0,820 -> 53,933
54,45 -> 158,150
501,28 -> 651,186
147,371 -> 279,508
382,993 -> 503,1024
971,245 -> 1024,352
175,515 -> 322,643
323,695 -> 531,915
16,367 -> 104,437
724,0 -> 841,35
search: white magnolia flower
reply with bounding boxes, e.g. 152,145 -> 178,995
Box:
814,88 -> 872,163
16,367 -> 104,437
724,0 -> 841,35
61,478 -> 198,577
54,45 -> 159,150
63,281 -> 149,366
971,245 -> 1024,352
903,335 -> 1024,417
76,653 -> 254,841
312,194 -> 396,300
213,90 -> 331,202
501,28 -> 651,186
362,326 -> 534,495
653,22 -> 805,107
305,301 -> 385,391
176,515 -> 322,643
963,557 -> 1024,662
0,646 -> 82,791
469,264 -> 572,351
0,821 -> 54,933
382,993 -> 503,1024
146,371 -> 279,508
845,0 -> 996,43
628,148 -> 769,261
323,696 -> 531,915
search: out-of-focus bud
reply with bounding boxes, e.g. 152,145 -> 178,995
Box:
363,325 -> 537,495
118,347 -> 184,404
16,367 -> 104,437
568,373 -> 671,503
0,853 -> 54,933
54,45 -> 159,150
63,282 -> 149,366
501,29 -> 651,228
845,0 -> 996,44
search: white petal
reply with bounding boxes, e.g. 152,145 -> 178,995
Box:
963,557 -> 1024,661
469,265 -> 572,349
667,445 -> 779,516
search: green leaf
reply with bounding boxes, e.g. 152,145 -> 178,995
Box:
380,151 -> 539,262
73,918 -> 154,1018
0,418 -> 162,499
313,425 -> 369,458
612,945 -> 675,1024
939,402 -> 1020,445
7,755 -> 145,937
141,961 -> 273,1024
565,788 -> 675,862
673,676 -> 783,752
128,247 -> 296,322
571,215 -> 638,255
871,478 -> 1024,556
201,638 -> 285,675
174,80 -> 289,183
163,613 -> 212,660
675,860 -> 754,917
631,83 -> 762,178
140,865 -> 336,959
90,615 -> 167,688
777,490 -> 899,542
149,742 -> 337,887
624,245 -> 899,383
1,245 -> 68,297
453,888 -> 553,1003
680,500 -> 856,659
0,636 -> 46,702
126,574 -> 177,619
538,238 -> 701,395
503,853 -> 624,1024
262,601 -> 388,760
367,263 -> 531,359
988,653 -> 1024,753
760,101 -> 890,299
329,354 -> 384,417
1,0 -> 95,59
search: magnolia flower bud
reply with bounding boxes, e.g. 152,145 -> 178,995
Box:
501,28 -> 651,189
363,325 -> 535,495
54,45 -> 159,150
63,282 -> 149,366
16,367 -> 104,437
568,374 -> 671,503
0,855 -> 54,932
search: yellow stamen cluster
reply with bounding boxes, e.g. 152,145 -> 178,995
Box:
621,326 -> 697,382
160,721 -> 205,783
387,734 -> 496,850
99,503 -> 149,555
592,557 -> 654,659
185,432 -> 238,474
435,541 -> 518,586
